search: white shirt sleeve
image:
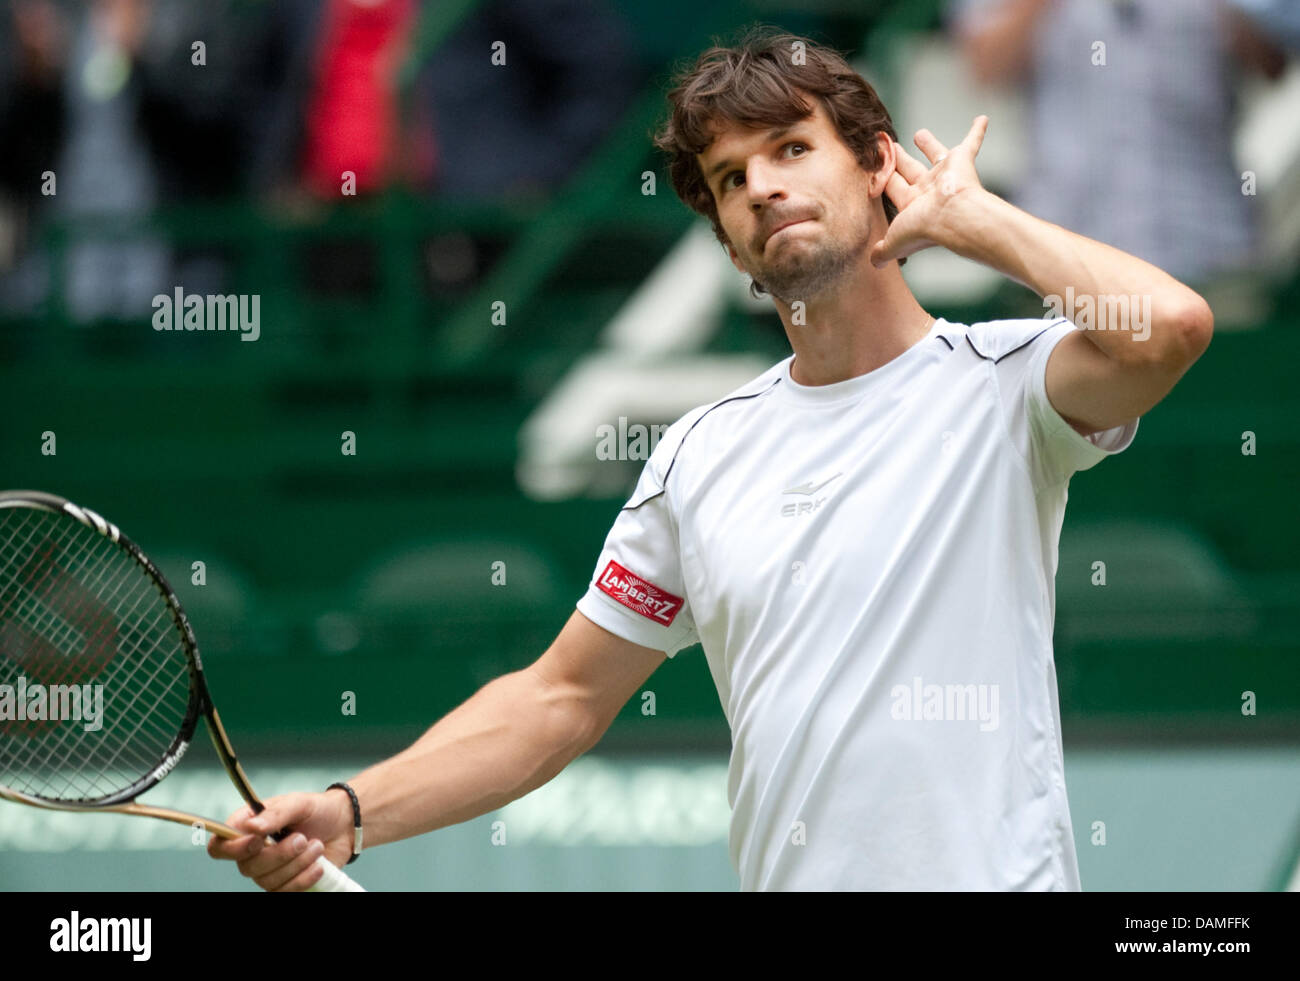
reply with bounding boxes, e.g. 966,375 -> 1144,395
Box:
993,319 -> 1140,490
575,422 -> 700,658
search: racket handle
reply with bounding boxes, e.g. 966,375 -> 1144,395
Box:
307,855 -> 366,892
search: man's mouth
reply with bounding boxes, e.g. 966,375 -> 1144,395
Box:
765,219 -> 809,247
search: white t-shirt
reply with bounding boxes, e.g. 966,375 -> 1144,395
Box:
576,317 -> 1138,890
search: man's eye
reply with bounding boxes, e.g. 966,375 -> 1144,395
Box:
719,144 -> 805,192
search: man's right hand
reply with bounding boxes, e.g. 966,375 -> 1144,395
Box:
207,790 -> 356,892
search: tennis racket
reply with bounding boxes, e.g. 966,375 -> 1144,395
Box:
0,490 -> 364,892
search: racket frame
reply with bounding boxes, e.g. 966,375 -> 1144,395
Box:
0,490 -> 363,890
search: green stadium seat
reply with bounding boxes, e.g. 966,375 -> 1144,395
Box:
339,539 -> 570,676
1055,520 -> 1258,645
147,551 -> 277,658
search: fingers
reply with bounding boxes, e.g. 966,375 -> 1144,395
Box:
872,232 -> 933,269
959,115 -> 989,155
281,856 -> 330,894
913,128 -> 949,166
207,830 -> 265,862
241,832 -> 327,893
869,242 -> 889,270
208,791 -> 352,891
240,793 -> 315,839
892,141 -> 928,184
869,232 -> 898,269
883,171 -> 913,210
207,805 -> 262,862
912,116 -> 990,166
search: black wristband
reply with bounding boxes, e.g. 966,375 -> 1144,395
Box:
327,782 -> 363,864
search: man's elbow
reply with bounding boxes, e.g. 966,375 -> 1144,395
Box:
1172,295 -> 1214,366
1140,295 -> 1213,372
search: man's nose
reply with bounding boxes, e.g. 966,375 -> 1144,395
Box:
745,160 -> 787,207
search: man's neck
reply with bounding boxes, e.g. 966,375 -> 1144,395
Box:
777,259 -> 933,386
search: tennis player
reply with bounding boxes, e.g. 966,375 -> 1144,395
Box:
209,27 -> 1213,890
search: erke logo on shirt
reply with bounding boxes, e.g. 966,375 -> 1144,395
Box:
597,560 -> 683,625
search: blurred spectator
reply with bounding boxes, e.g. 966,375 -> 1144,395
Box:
412,0 -> 644,294
1229,0 -> 1300,52
251,0 -> 641,205
249,0 -> 644,297
54,0 -> 168,322
0,0 -> 645,313
951,0 -> 1288,285
0,0 -> 68,309
0,0 -> 66,232
301,0 -> 427,198
1,0 -> 278,320
415,0 -> 643,202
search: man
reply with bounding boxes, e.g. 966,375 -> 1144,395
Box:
209,27 -> 1212,890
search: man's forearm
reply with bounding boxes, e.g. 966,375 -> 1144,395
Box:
942,189 -> 1212,365
344,668 -> 595,849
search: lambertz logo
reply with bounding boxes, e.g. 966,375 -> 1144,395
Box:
596,560 -> 683,625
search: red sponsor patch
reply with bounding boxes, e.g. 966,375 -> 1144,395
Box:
596,560 -> 683,626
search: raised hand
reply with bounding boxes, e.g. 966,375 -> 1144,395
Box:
870,115 -> 990,268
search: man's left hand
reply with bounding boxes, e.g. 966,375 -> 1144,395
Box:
870,115 -> 990,268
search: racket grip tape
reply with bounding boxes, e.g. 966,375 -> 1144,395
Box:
308,856 -> 366,893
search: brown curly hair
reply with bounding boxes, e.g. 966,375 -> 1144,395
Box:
653,26 -> 904,293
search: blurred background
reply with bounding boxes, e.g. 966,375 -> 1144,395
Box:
1,0 -> 1298,891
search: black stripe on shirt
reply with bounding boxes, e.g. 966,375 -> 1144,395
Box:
964,318 -> 1069,364
622,376 -> 782,512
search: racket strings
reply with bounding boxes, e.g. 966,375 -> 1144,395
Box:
0,512 -> 172,797
9,548 -> 192,795
0,514 -> 184,788
0,506 -> 195,803
20,608 -> 188,796
0,512 -> 188,797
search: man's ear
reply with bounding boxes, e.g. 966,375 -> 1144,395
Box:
866,131 -> 896,200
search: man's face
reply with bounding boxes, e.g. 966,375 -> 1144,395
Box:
698,98 -> 884,304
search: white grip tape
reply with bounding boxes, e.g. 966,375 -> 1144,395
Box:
307,856 -> 366,892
